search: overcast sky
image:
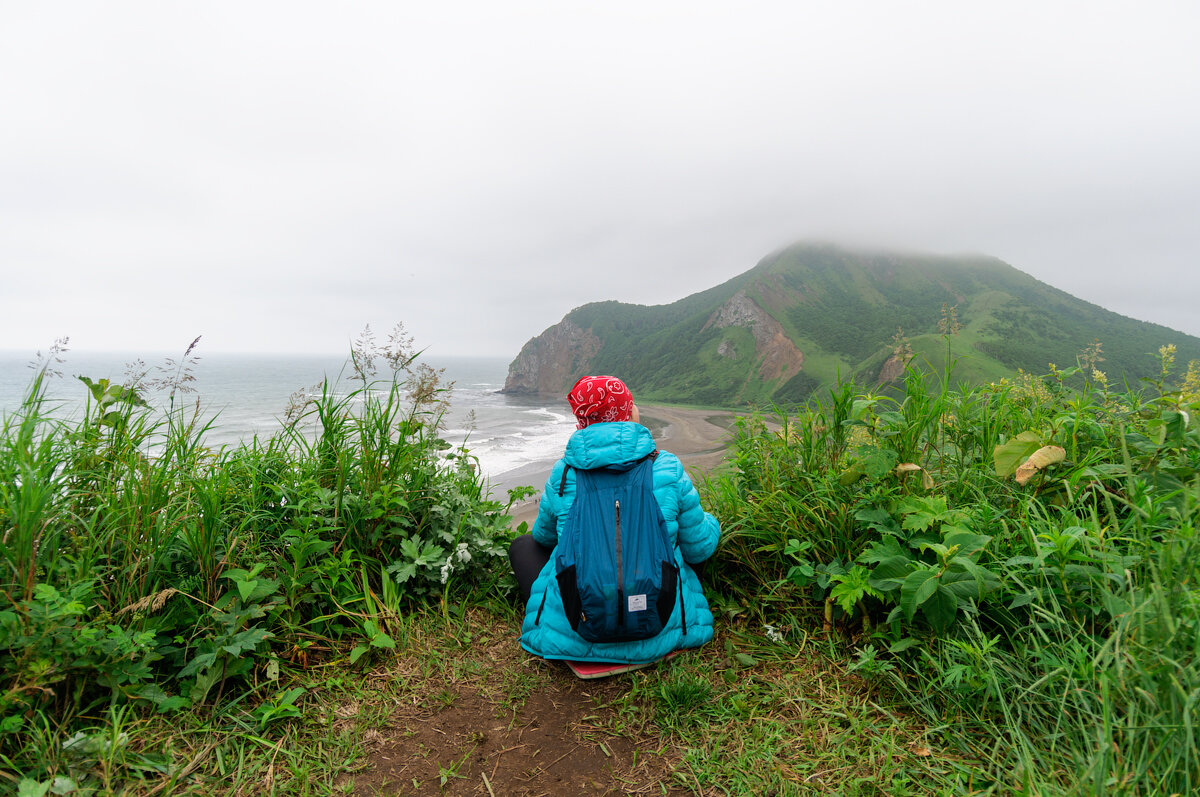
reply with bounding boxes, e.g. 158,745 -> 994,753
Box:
2,2 -> 1197,359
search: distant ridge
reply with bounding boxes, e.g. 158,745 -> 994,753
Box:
504,242 -> 1200,406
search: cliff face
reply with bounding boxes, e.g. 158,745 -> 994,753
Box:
502,319 -> 601,395
702,291 -> 804,382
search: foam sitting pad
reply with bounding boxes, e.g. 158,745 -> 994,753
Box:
563,651 -> 678,679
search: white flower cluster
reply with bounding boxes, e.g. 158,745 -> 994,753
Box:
764,624 -> 785,644
440,543 -> 474,583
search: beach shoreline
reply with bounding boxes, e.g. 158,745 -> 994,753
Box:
493,403 -> 738,531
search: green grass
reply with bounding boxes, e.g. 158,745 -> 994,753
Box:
0,335 -> 522,794
699,345 -> 1200,795
38,604 -> 968,795
5,334 -> 1200,795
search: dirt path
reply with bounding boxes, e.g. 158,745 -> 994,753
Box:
338,611 -> 688,796
344,408 -> 737,794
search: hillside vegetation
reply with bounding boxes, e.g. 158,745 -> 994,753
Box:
6,335 -> 1200,794
506,243 -> 1200,406
699,344 -> 1200,794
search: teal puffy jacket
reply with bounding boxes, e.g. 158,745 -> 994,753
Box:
520,421 -> 721,663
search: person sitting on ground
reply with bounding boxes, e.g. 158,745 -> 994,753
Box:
509,375 -> 721,664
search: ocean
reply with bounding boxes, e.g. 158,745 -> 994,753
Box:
0,350 -> 576,497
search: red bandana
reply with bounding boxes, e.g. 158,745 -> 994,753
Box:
567,375 -> 634,429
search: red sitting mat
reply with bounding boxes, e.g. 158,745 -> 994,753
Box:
564,651 -> 678,679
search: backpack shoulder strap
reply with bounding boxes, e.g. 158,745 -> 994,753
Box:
557,449 -> 658,497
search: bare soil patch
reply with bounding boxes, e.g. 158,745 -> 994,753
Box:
338,611 -> 687,796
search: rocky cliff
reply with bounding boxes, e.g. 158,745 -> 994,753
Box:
702,291 -> 804,382
502,319 -> 601,395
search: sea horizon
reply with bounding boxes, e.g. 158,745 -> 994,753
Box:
0,349 -> 573,498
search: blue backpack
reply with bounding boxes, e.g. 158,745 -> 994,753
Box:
544,451 -> 684,643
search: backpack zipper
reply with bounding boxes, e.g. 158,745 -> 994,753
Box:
614,498 -> 624,630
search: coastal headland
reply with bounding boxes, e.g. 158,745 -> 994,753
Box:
500,403 -> 737,530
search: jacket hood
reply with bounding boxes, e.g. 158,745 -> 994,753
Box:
563,422 -> 657,469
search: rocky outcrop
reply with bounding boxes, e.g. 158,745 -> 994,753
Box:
502,319 -> 602,395
877,354 -> 909,384
702,291 -> 805,382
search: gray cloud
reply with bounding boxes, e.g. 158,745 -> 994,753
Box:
2,1 -> 1197,358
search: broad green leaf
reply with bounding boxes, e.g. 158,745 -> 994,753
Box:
387,561 -> 417,584
859,447 -> 898,479
859,537 -> 908,565
157,696 -> 191,714
349,644 -> 369,664
943,560 -> 1000,599
1161,410 -> 1189,446
369,632 -> 396,649
993,431 -> 1043,477
851,398 -> 880,420
189,667 -> 222,705
917,542 -> 950,558
855,507 -> 899,534
1122,432 -> 1159,456
868,554 -> 916,592
940,574 -> 982,600
77,375 -> 105,402
179,651 -> 218,678
942,531 -> 992,557
900,569 -> 940,621
1007,592 -> 1034,610
838,463 -> 865,486
51,777 -> 79,796
785,563 -> 814,585
922,586 -> 958,632
888,637 -> 920,653
238,577 -> 279,604
829,566 -> 879,612
19,779 -> 51,797
899,496 -> 950,531
876,410 -> 905,430
236,579 -> 258,603
221,627 -> 273,657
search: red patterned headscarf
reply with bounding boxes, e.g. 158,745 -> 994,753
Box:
567,375 -> 634,429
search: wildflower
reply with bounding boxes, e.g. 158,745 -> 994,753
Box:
1092,369 -> 1108,389
764,624 -> 784,644
1182,360 -> 1200,405
1159,344 -> 1177,382
1079,339 -> 1104,372
455,542 -> 471,564
439,557 -> 454,584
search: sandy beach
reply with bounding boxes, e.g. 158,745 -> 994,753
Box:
499,403 -> 738,531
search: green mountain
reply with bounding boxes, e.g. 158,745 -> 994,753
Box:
503,242 -> 1200,406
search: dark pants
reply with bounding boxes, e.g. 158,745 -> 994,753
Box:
508,534 -> 553,606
